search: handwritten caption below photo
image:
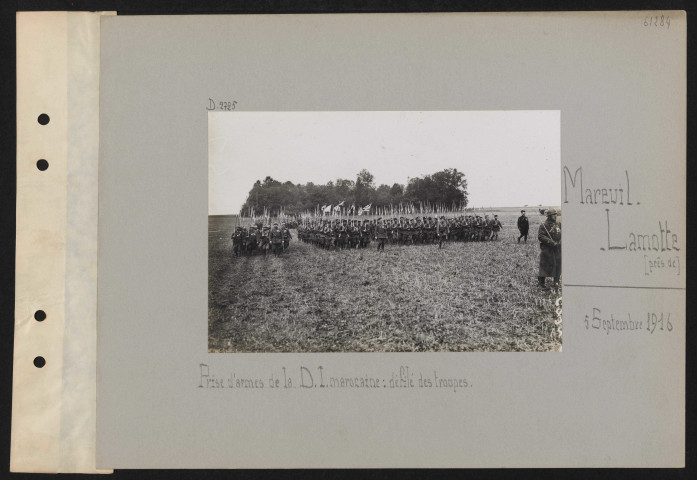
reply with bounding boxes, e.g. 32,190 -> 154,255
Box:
199,364 -> 471,392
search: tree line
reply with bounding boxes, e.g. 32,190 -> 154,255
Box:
240,168 -> 468,216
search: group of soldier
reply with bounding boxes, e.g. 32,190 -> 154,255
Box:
296,214 -> 504,250
231,222 -> 292,256
229,208 -> 561,294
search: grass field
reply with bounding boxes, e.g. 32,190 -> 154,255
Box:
208,207 -> 562,352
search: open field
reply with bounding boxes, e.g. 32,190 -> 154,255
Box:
208,208 -> 562,352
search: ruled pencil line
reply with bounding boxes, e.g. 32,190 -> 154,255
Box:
563,284 -> 685,291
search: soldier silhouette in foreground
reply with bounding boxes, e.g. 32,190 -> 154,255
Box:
538,209 -> 561,292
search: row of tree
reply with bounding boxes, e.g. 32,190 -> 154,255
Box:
240,169 -> 469,216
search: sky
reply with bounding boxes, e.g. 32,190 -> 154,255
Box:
208,111 -> 560,215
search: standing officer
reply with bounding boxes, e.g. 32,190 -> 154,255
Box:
483,215 -> 493,241
260,225 -> 271,256
538,209 -> 561,292
270,223 -> 283,254
436,216 -> 448,248
231,226 -> 244,257
281,222 -> 292,250
517,209 -> 529,243
375,218 -> 388,251
491,215 -> 502,240
360,219 -> 372,248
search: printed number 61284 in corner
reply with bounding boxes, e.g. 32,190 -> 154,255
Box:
644,15 -> 670,29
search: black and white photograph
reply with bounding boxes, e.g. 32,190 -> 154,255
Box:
208,111 -> 562,353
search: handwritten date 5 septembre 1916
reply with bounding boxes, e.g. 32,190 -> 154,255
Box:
585,308 -> 673,335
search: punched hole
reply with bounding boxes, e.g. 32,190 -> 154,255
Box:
37,114 -> 50,125
33,356 -> 46,368
34,310 -> 46,322
36,159 -> 49,171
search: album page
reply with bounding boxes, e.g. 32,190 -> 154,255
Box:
19,11 -> 685,471
97,12 -> 685,468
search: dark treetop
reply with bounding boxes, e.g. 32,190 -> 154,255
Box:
241,168 -> 468,216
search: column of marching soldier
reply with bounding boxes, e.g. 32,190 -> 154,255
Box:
298,214 -> 504,250
231,222 -> 292,257
231,214 -> 502,256
231,209 -> 560,292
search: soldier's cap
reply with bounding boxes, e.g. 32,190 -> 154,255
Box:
546,208 -> 558,216
521,209 -> 526,213
494,215 -> 498,217
273,223 -> 278,226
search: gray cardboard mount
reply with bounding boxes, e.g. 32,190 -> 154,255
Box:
98,13 -> 685,468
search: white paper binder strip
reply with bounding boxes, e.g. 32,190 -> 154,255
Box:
13,11 -> 113,474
